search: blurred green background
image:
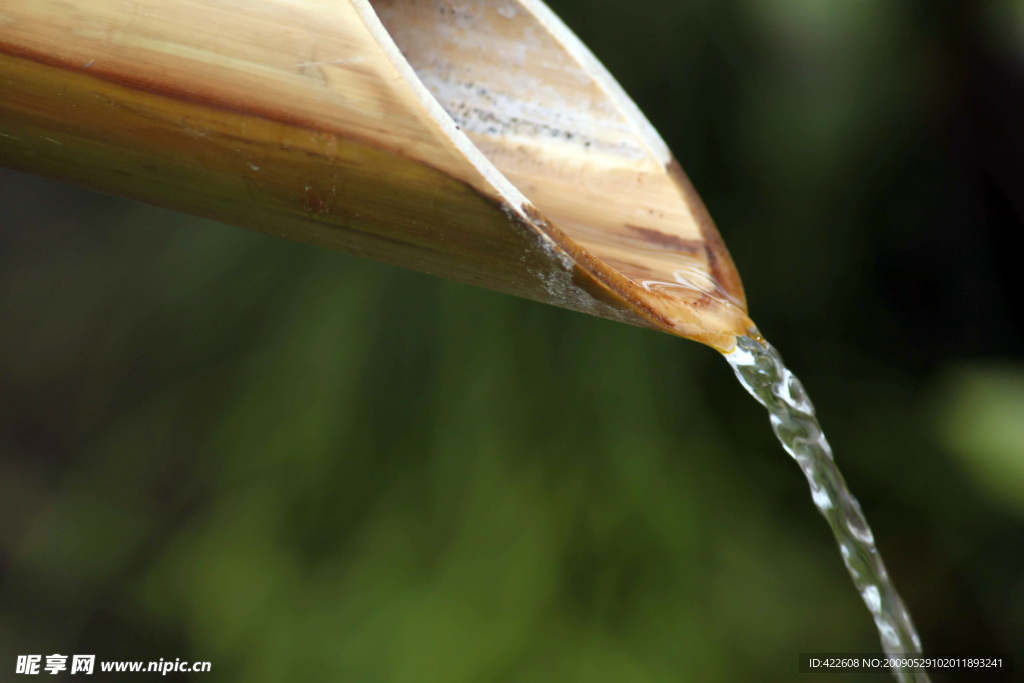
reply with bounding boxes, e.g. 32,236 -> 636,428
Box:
1,0 -> 1023,681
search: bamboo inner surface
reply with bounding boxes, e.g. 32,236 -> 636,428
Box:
371,0 -> 749,330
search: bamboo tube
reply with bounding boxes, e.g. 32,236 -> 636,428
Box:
0,0 -> 754,351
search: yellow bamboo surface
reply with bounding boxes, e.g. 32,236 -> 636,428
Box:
0,0 -> 755,351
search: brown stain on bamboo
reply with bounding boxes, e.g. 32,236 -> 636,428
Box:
666,159 -> 747,311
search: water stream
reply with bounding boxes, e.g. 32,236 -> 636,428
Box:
725,334 -> 929,683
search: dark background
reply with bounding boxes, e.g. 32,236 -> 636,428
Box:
1,0 -> 1022,680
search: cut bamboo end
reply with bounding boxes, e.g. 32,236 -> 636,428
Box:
0,0 -> 754,352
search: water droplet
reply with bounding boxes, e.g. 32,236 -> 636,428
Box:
811,485 -> 833,511
861,585 -> 882,614
847,518 -> 875,545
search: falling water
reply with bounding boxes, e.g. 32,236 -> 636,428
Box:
725,334 -> 929,683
